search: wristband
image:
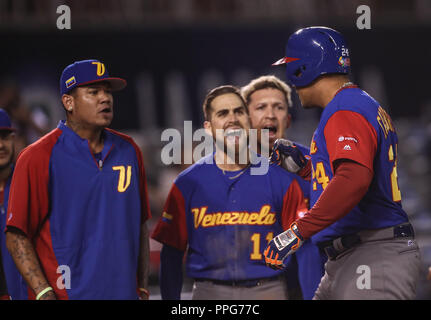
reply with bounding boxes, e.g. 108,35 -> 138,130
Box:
36,286 -> 53,300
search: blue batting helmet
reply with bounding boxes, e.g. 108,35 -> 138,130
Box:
273,26 -> 351,87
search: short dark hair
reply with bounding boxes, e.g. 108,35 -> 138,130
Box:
202,85 -> 246,121
66,87 -> 77,97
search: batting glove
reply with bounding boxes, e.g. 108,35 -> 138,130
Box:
264,223 -> 304,270
270,139 -> 307,173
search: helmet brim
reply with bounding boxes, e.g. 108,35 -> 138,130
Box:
272,57 -> 300,66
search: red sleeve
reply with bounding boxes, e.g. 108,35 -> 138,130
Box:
6,132 -> 60,238
296,161 -> 373,239
280,179 -> 308,230
106,129 -> 152,223
298,159 -> 312,181
151,183 -> 188,251
324,111 -> 377,172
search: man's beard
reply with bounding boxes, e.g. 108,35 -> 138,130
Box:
214,132 -> 249,165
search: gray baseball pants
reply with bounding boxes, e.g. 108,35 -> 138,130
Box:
191,277 -> 288,300
314,229 -> 421,300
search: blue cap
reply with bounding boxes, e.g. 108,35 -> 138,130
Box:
272,26 -> 350,87
60,59 -> 127,95
0,109 -> 15,132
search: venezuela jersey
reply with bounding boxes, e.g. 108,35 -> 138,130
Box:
309,86 -> 408,243
152,154 -> 307,282
6,121 -> 151,300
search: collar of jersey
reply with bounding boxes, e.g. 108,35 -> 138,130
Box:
57,120 -> 114,160
210,149 -> 268,170
322,86 -> 360,121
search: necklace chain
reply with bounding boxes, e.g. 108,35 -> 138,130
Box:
338,81 -> 354,91
222,164 -> 251,179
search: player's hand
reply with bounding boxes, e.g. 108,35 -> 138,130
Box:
264,223 -> 304,270
138,288 -> 150,300
270,139 -> 307,173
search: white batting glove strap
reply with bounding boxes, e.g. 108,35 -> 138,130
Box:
274,227 -> 299,250
281,156 -> 302,173
276,139 -> 295,148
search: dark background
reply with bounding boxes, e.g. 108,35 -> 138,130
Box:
2,25 -> 430,128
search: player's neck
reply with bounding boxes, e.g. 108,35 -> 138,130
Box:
65,119 -> 105,153
315,75 -> 351,108
214,149 -> 249,171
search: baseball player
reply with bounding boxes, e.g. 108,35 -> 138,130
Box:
0,109 -> 27,300
241,75 -> 326,300
5,59 -> 151,300
152,85 -> 307,300
264,27 -> 422,299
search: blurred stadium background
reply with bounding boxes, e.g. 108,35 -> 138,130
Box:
1,0 -> 430,299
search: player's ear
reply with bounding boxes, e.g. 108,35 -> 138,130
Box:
62,94 -> 74,113
285,113 -> 292,130
203,121 -> 213,136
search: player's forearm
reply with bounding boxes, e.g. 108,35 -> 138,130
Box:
296,160 -> 373,239
137,222 -> 150,297
5,228 -> 55,300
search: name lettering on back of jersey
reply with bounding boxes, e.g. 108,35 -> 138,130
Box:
192,205 -> 276,229
376,106 -> 395,139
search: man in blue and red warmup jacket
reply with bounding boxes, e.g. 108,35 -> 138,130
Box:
0,109 -> 27,300
265,27 -> 422,299
5,59 -> 151,300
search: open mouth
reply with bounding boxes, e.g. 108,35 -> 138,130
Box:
99,107 -> 112,114
224,128 -> 243,137
263,126 -> 277,137
224,128 -> 245,144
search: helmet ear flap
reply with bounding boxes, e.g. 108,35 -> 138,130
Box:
291,64 -> 308,84
295,65 -> 306,77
